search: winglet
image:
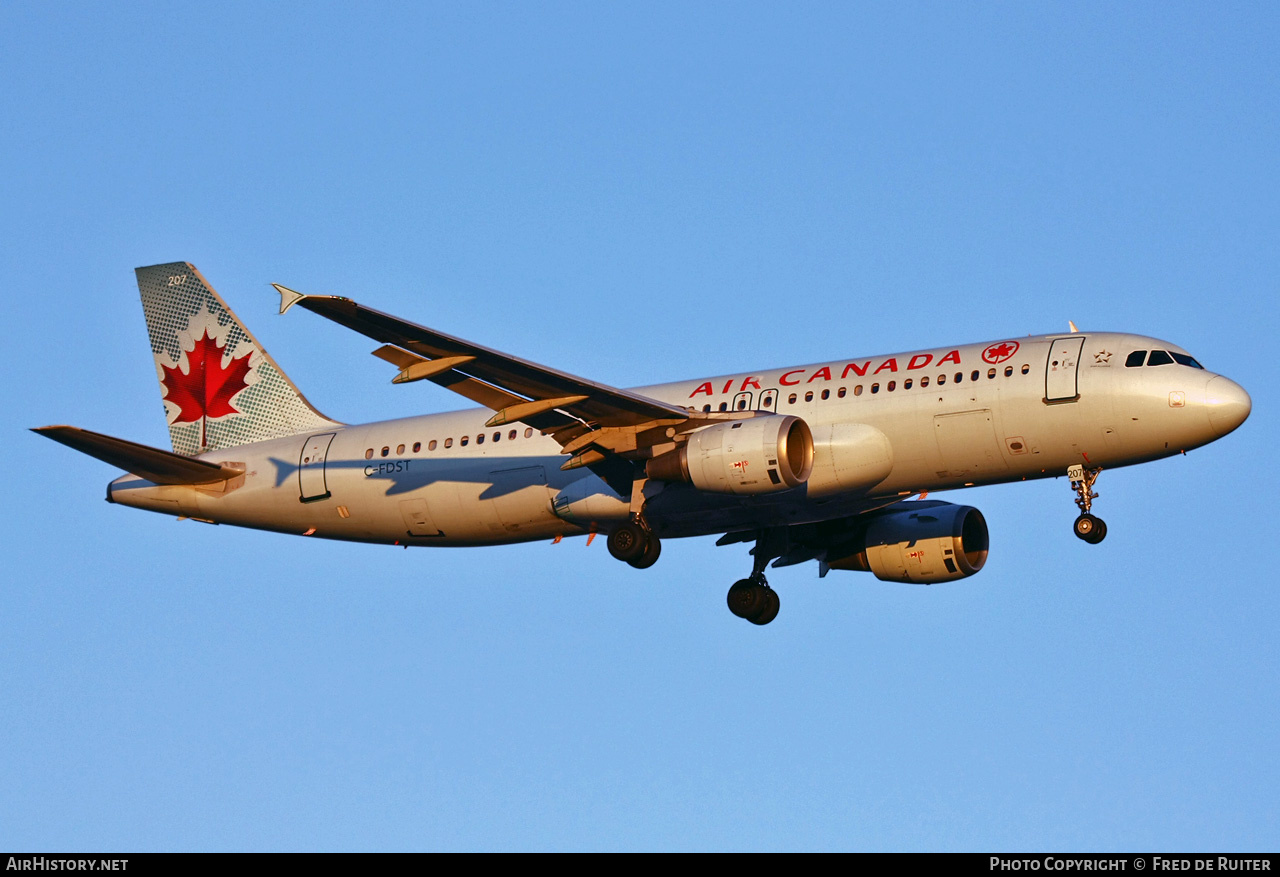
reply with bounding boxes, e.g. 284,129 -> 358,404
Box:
273,283 -> 308,315
1068,320 -> 1079,333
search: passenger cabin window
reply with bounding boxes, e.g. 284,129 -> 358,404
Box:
821,389 -> 829,400
703,404 -> 711,413
887,381 -> 896,391
938,374 -> 946,384
871,383 -> 880,394
718,402 -> 728,412
804,391 -> 813,402
1021,364 -> 1030,375
1125,350 -> 1147,367
1147,350 -> 1174,366
525,428 -> 534,438
1172,352 -> 1204,369
364,448 -> 373,460
837,387 -> 847,398
854,385 -> 863,396
920,376 -> 930,388
509,430 -> 517,440
788,393 -> 797,404
904,378 -> 913,390
381,446 -> 389,457
428,440 -> 437,451
477,433 -> 485,444
1004,366 -> 1013,377
987,368 -> 996,379
412,442 -> 421,453
955,372 -> 963,383
460,436 -> 469,447
971,370 -> 980,382
493,432 -> 501,442
397,444 -> 405,455
444,438 -> 453,448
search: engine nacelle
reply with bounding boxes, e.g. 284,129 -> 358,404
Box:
805,422 -> 894,499
828,501 -> 989,584
647,415 -> 814,496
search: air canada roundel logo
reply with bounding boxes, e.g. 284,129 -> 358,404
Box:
982,340 -> 1020,364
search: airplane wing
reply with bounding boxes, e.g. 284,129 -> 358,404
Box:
716,496 -> 918,574
275,286 -> 739,474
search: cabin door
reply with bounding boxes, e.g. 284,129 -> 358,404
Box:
1045,337 -> 1086,403
298,433 -> 336,502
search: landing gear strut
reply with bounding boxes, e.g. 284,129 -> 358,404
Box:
726,530 -> 783,625
606,477 -> 664,569
1068,463 -> 1107,544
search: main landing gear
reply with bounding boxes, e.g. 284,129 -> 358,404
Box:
727,575 -> 780,626
1068,463 -> 1107,544
607,518 -> 661,569
607,476 -> 663,569
726,530 -> 783,625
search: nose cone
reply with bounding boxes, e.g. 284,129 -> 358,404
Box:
1206,376 -> 1252,437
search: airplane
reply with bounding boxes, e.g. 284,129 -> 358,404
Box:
34,262 -> 1252,625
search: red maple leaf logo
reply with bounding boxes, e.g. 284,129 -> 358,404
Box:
982,341 -> 1020,364
161,330 -> 252,445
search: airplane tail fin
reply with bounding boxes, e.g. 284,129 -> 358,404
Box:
135,262 -> 339,456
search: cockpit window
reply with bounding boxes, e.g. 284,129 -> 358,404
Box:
1125,350 -> 1146,367
1171,352 -> 1204,369
1147,350 -> 1174,366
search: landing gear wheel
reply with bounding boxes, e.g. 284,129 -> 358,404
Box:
1088,517 -> 1107,543
727,578 -> 767,619
627,532 -> 662,569
607,521 -> 648,563
727,577 -> 779,624
749,587 -> 780,626
1074,513 -> 1107,544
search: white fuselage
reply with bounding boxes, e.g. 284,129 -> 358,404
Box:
107,332 -> 1248,546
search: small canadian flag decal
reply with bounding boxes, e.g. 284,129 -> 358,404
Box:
731,460 -> 748,473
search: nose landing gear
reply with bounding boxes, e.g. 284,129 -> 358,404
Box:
1068,463 -> 1107,544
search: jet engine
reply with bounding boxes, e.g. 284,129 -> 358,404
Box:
647,415 -> 814,496
827,501 -> 988,584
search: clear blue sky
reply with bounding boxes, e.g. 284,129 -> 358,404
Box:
2,2 -> 1276,851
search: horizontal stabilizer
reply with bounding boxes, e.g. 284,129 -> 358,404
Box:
32,426 -> 243,485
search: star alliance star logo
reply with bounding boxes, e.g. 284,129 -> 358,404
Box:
1094,350 -> 1113,364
